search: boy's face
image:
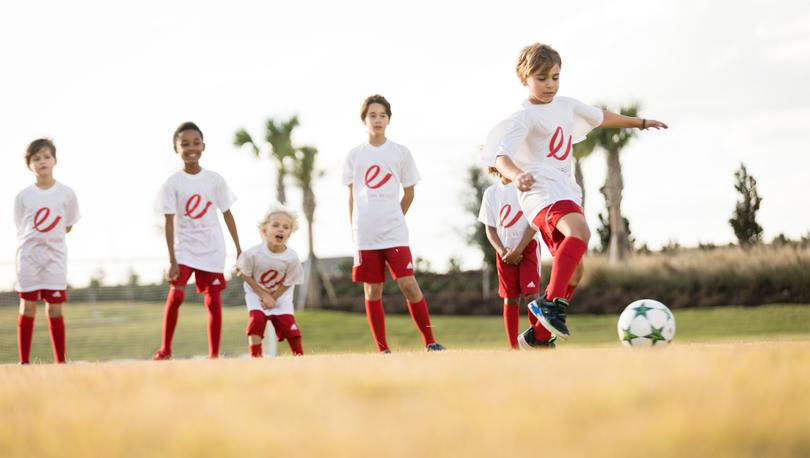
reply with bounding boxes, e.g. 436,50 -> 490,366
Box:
364,103 -> 390,136
174,129 -> 205,167
28,147 -> 56,176
523,64 -> 560,104
263,213 -> 294,247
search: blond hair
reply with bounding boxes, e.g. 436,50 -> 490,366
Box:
515,43 -> 562,81
257,202 -> 300,240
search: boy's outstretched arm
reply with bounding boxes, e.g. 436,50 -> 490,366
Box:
222,210 -> 242,258
600,111 -> 668,130
495,156 -> 535,192
401,186 -> 415,215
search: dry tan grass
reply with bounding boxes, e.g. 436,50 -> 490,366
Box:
581,244 -> 810,284
2,341 -> 809,458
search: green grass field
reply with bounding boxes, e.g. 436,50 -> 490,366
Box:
1,302 -> 808,363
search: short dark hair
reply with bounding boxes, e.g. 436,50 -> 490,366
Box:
173,121 -> 204,144
360,95 -> 392,122
25,138 -> 56,165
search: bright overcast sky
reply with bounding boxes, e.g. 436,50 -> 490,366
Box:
1,0 -> 808,287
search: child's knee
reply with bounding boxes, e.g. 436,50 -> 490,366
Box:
364,283 -> 383,300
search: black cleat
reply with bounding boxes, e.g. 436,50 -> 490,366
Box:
528,298 -> 570,340
517,326 -> 557,350
425,342 -> 446,352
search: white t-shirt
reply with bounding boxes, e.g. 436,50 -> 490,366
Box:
155,169 -> 236,273
237,244 -> 304,316
484,97 -> 603,222
342,140 -> 420,250
14,182 -> 80,292
478,182 -> 535,251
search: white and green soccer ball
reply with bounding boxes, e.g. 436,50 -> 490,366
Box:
617,299 -> 676,347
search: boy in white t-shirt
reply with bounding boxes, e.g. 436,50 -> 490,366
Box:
343,94 -> 444,353
154,122 -> 242,360
14,138 -> 80,364
478,167 -> 554,350
237,204 -> 305,357
486,43 -> 667,346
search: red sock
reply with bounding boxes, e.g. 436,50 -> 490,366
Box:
160,286 -> 185,354
504,304 -> 519,349
564,284 -> 578,302
533,321 -> 554,341
18,315 -> 34,364
205,291 -> 222,359
364,299 -> 389,352
547,237 -> 588,300
249,344 -> 262,358
288,336 -> 304,356
48,316 -> 66,363
407,298 -> 436,346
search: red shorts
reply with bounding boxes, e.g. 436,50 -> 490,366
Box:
531,200 -> 584,256
352,246 -> 414,283
496,240 -> 540,298
172,264 -> 227,294
246,310 -> 302,341
17,289 -> 67,304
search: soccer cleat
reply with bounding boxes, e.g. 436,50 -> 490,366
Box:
380,349 -> 392,354
529,298 -> 571,340
425,342 -> 446,352
152,349 -> 172,361
517,326 -> 557,350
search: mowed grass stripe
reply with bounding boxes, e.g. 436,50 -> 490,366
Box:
0,303 -> 808,363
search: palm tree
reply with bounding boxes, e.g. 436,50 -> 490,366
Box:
234,116 -> 300,204
590,104 -> 640,264
290,145 -> 336,308
572,134 -> 598,209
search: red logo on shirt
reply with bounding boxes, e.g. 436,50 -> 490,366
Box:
364,165 -> 393,189
33,207 -> 61,233
498,204 -> 524,229
547,126 -> 572,161
185,194 -> 213,219
259,269 -> 286,290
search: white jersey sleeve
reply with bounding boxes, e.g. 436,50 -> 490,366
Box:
13,192 -> 23,230
399,147 -> 420,187
283,255 -> 304,287
342,150 -> 355,187
236,250 -> 255,278
64,188 -> 81,227
155,179 -> 177,215
213,173 -> 237,212
570,99 -> 604,143
478,185 -> 497,227
495,113 -> 529,161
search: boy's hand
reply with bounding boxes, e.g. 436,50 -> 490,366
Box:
503,249 -> 523,265
259,291 -> 277,310
643,119 -> 668,130
515,172 -> 535,192
167,262 -> 179,282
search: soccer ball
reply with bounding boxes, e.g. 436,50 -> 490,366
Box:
617,299 -> 676,347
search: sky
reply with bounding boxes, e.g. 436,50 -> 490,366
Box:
1,0 -> 808,288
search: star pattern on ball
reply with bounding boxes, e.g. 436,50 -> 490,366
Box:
621,327 -> 637,343
646,325 -> 666,345
632,302 -> 654,319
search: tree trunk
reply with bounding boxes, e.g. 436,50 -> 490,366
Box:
276,168 -> 287,204
574,157 -> 586,209
301,186 -> 336,308
604,148 -> 627,263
